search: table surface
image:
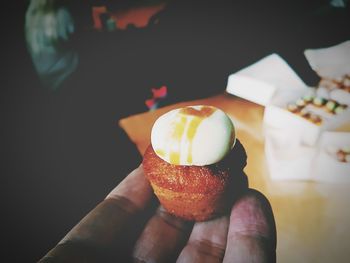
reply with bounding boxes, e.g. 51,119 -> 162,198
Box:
120,92 -> 350,263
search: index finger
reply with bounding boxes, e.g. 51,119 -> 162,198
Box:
106,164 -> 153,210
39,165 -> 154,262
60,165 -> 153,245
223,189 -> 276,263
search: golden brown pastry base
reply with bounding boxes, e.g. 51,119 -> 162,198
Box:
151,183 -> 229,221
143,145 -> 233,221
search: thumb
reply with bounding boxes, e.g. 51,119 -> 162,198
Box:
39,165 -> 153,262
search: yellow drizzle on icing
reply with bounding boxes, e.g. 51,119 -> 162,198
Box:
181,106 -> 216,164
155,149 -> 165,158
180,106 -> 216,118
168,116 -> 187,163
170,152 -> 180,165
186,118 -> 202,163
159,106 -> 218,165
172,116 -> 187,141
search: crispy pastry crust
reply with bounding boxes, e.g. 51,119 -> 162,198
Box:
143,145 -> 232,221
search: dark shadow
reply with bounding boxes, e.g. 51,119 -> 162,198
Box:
215,139 -> 249,214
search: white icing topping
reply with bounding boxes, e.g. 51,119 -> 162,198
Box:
151,105 -> 236,165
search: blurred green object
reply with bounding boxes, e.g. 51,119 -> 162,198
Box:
330,0 -> 348,8
25,0 -> 78,91
106,17 -> 116,31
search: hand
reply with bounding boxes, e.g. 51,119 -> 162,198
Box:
39,165 -> 276,263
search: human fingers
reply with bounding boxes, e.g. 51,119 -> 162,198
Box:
176,216 -> 230,263
132,206 -> 193,263
60,165 -> 153,245
39,165 -> 153,262
106,164 -> 153,210
223,189 -> 276,263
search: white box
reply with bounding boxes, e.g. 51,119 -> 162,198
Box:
312,132 -> 350,183
226,48 -> 350,182
226,53 -> 306,106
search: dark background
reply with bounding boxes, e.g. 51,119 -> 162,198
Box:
3,0 -> 349,262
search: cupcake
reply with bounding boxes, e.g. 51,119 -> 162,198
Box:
142,105 -> 244,221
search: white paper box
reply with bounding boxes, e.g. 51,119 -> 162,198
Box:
264,104 -> 322,147
226,43 -> 350,182
304,40 -> 350,79
226,54 -> 306,106
312,132 -> 350,183
225,53 -> 319,180
264,128 -> 317,181
228,54 -> 324,180
263,81 -> 350,181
